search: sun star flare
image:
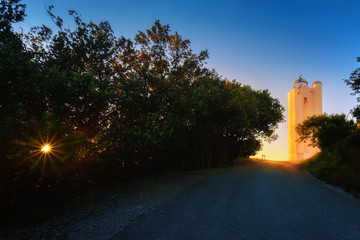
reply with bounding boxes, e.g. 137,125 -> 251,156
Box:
41,144 -> 51,153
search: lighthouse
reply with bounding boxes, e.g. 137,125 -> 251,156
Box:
288,76 -> 322,161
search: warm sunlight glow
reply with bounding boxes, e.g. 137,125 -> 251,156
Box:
41,144 -> 51,153
27,133 -> 64,173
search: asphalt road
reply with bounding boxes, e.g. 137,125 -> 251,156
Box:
113,160 -> 360,240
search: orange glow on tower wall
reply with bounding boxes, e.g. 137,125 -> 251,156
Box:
288,77 -> 322,161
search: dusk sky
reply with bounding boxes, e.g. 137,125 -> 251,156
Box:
16,0 -> 360,160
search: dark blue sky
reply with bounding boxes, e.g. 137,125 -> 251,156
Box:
17,0 -> 360,160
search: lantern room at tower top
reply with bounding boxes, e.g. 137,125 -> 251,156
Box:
288,76 -> 322,161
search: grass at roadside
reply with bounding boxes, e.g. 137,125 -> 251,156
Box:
301,153 -> 360,198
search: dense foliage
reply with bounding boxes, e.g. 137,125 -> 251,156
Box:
297,114 -> 360,196
296,114 -> 356,151
0,0 -> 284,216
344,57 -> 360,121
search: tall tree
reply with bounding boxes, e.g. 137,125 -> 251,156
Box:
344,57 -> 360,121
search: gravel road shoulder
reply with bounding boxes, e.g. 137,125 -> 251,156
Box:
302,170 -> 360,206
0,170 -> 212,240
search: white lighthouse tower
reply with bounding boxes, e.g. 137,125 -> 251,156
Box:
288,76 -> 322,161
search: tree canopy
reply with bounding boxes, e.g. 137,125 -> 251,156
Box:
344,57 -> 360,121
0,0 -> 284,213
296,114 -> 356,151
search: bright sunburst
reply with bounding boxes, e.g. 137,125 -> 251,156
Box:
28,133 -> 64,173
41,144 -> 51,153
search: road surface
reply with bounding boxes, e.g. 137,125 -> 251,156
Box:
114,160 -> 360,240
